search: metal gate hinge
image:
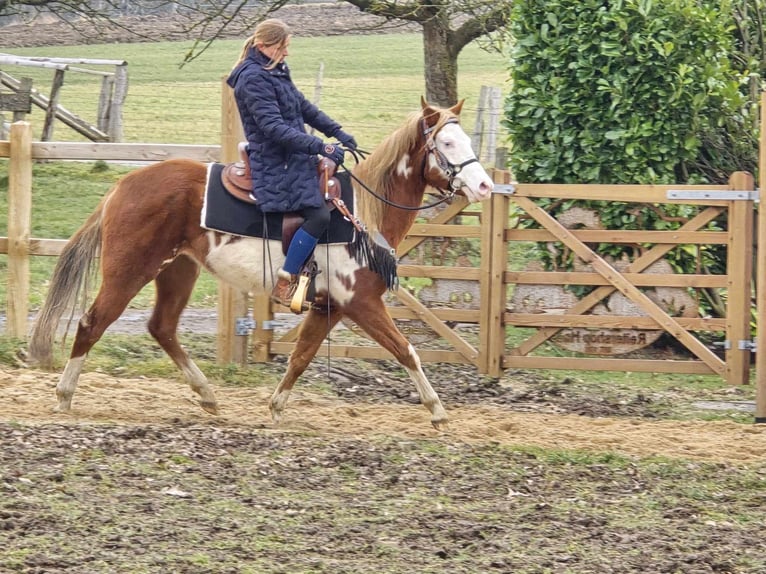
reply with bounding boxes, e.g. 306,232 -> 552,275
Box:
714,339 -> 757,352
667,189 -> 759,201
235,316 -> 256,336
739,339 -> 757,352
492,184 -> 516,195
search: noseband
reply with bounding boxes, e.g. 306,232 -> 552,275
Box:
421,117 -> 481,196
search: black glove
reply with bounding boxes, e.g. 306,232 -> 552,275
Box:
319,142 -> 345,165
335,130 -> 357,150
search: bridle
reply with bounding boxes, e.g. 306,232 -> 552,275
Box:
343,114 -> 480,212
421,116 -> 482,197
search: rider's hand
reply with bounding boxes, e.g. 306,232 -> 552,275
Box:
320,143 -> 345,166
335,130 -> 357,150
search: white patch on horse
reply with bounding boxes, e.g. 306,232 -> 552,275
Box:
396,154 -> 412,178
55,355 -> 86,411
314,245 -> 364,306
205,234 -> 285,293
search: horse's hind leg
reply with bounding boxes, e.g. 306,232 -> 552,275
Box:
56,279 -> 149,412
148,255 -> 218,415
270,307 -> 343,423
345,298 -> 448,429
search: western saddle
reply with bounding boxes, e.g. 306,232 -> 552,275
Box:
221,142 -> 342,206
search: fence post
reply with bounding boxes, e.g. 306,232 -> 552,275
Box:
217,77 -> 250,365
107,64 -> 128,142
483,87 -> 502,167
756,93 -> 766,422
471,86 -> 489,160
251,292 -> 273,363
97,74 -> 115,133
7,121 -> 32,338
41,68 -> 65,141
479,168 -> 510,377
725,171 -> 754,386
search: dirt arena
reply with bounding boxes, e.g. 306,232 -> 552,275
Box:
2,367 -> 766,463
2,364 -> 766,573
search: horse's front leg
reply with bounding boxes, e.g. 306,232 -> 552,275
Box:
270,307 -> 343,423
345,297 -> 448,430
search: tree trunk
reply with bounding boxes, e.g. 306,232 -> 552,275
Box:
422,18 -> 458,107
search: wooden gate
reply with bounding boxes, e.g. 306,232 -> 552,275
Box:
485,171 -> 755,386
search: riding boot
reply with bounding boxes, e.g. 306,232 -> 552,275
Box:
271,269 -> 300,309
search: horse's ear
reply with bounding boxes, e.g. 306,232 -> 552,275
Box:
421,95 -> 439,126
450,99 -> 465,116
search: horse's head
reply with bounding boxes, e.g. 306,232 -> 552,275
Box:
420,96 -> 494,203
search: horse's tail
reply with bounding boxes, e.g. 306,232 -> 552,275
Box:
28,201 -> 105,369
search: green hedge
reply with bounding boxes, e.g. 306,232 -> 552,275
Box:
504,0 -> 754,185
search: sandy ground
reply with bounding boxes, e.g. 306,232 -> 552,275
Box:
2,367 -> 765,464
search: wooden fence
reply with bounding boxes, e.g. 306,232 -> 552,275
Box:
0,54 -> 128,142
2,87 -> 766,422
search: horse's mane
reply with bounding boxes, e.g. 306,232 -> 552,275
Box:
353,106 -> 458,235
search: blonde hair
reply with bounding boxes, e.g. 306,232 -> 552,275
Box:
234,18 -> 291,70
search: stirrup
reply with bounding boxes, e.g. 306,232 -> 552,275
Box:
271,271 -> 310,314
290,274 -> 312,314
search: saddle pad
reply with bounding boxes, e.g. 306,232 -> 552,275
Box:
201,162 -> 355,244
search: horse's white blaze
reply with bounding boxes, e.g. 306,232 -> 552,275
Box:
396,153 -> 412,178
436,123 -> 494,202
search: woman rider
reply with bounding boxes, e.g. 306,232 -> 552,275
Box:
227,18 -> 357,310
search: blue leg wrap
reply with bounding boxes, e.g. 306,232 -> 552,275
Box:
282,227 -> 319,274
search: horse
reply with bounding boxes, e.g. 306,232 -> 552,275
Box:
27,97 -> 494,429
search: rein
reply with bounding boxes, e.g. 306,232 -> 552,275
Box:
344,170 -> 454,212
340,115 -> 479,212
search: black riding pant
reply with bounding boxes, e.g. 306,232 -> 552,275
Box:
299,203 -> 331,238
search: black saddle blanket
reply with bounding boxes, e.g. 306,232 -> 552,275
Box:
201,162 -> 355,243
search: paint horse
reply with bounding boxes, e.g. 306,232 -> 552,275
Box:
28,98 -> 494,428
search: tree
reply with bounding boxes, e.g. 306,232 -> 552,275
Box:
342,0 -> 512,106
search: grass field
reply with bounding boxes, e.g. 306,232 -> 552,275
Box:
9,33 -> 509,146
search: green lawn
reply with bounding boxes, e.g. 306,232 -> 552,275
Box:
9,33 -> 509,146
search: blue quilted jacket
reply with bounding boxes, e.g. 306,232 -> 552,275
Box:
226,48 -> 343,213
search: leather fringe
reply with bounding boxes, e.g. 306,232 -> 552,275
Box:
349,230 -> 399,290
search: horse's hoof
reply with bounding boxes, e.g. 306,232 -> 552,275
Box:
200,401 -> 219,415
431,418 -> 449,431
53,402 -> 71,414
